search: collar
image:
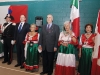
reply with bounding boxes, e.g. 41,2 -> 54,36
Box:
7,22 -> 12,24
47,23 -> 52,28
21,22 -> 25,23
19,22 -> 25,26
47,23 -> 52,25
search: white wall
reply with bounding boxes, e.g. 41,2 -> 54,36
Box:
0,6 -> 10,25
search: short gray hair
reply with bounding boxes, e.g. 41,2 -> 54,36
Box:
64,21 -> 71,29
47,14 -> 53,20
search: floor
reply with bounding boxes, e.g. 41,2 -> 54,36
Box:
0,53 -> 53,75
0,53 -> 78,75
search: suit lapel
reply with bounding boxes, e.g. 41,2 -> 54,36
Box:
45,24 -> 48,31
45,24 -> 54,30
46,24 -> 54,33
17,23 -> 20,32
50,24 -> 54,30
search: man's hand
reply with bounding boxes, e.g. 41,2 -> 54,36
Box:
38,45 -> 42,53
13,40 -> 16,44
38,45 -> 42,51
11,40 -> 15,45
54,47 -> 57,52
0,40 -> 3,44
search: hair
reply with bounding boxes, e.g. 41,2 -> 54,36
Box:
20,15 -> 26,18
84,23 -> 93,33
47,14 -> 53,20
63,21 -> 71,31
30,24 -> 36,27
30,23 -> 38,32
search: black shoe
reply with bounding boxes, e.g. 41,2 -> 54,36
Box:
40,72 -> 48,75
20,65 -> 24,69
47,74 -> 52,75
7,62 -> 11,65
2,61 -> 7,63
14,64 -> 21,67
47,72 -> 52,75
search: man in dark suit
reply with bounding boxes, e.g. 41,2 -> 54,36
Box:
1,14 -> 15,65
14,15 -> 30,69
38,14 -> 60,75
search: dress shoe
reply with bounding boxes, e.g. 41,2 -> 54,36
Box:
14,64 -> 21,67
20,65 -> 24,69
2,61 -> 7,63
47,74 -> 52,75
40,72 -> 48,75
47,73 -> 52,75
7,62 -> 11,65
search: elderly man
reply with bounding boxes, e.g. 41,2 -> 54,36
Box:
39,14 -> 60,75
14,15 -> 30,69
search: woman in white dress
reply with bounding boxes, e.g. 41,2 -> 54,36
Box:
55,21 -> 78,75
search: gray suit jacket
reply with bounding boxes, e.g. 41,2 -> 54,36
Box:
39,24 -> 60,52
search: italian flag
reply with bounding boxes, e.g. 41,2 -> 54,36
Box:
70,0 -> 80,37
91,10 -> 100,75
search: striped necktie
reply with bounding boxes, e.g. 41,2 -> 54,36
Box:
18,23 -> 22,32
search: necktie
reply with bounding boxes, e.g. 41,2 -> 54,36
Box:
18,23 -> 22,32
47,24 -> 50,30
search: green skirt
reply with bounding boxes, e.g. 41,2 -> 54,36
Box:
59,44 -> 75,54
24,43 -> 39,70
78,47 -> 93,75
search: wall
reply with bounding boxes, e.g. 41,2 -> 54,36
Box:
0,0 -> 100,54
0,0 -> 100,34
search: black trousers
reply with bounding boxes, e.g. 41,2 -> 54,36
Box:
42,50 -> 55,74
3,38 -> 13,62
16,43 -> 24,65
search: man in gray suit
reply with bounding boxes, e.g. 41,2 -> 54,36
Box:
38,14 -> 60,75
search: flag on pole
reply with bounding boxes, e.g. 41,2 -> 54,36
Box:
91,10 -> 100,75
70,0 -> 80,37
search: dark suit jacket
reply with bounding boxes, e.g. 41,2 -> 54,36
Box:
14,22 -> 30,44
2,23 -> 15,40
39,24 -> 60,52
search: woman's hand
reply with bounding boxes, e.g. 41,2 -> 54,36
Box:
71,37 -> 77,43
27,41 -> 30,43
78,52 -> 81,58
92,37 -> 95,42
79,49 -> 81,58
69,30 -> 77,43
62,43 -> 68,47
